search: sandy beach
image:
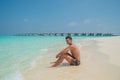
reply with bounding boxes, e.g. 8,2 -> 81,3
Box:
22,36 -> 120,80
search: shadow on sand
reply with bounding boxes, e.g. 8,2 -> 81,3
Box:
60,62 -> 70,67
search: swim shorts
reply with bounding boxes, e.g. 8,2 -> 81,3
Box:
66,53 -> 80,66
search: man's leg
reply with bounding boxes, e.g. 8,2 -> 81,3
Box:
51,55 -> 64,67
51,54 -> 73,67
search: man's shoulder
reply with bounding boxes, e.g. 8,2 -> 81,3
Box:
70,44 -> 76,48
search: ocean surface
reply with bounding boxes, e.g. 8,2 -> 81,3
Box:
0,36 -> 106,80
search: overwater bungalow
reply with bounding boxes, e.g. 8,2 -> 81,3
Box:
88,33 -> 94,36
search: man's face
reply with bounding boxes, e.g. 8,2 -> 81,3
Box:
66,38 -> 72,45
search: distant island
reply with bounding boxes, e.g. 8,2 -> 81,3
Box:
15,33 -> 115,36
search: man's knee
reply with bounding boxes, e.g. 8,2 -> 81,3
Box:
60,54 -> 67,58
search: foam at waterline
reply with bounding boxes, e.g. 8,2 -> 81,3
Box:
74,40 -> 82,48
27,48 -> 48,69
1,70 -> 24,80
41,48 -> 48,52
28,60 -> 37,70
75,43 -> 82,50
36,48 -> 48,58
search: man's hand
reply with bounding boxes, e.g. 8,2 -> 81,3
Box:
56,54 -> 60,58
56,47 -> 70,58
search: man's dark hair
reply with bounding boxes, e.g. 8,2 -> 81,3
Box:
65,36 -> 72,40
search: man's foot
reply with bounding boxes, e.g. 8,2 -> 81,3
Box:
50,61 -> 56,64
51,64 -> 57,67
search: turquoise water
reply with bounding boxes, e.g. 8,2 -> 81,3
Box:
0,36 -> 65,80
0,36 -> 107,80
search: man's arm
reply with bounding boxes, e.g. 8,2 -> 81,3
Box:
56,46 -> 70,58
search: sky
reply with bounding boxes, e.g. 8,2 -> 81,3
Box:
0,0 -> 120,35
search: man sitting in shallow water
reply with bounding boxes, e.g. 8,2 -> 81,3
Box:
51,36 -> 80,67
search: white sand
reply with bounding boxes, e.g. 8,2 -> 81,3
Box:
23,36 -> 120,80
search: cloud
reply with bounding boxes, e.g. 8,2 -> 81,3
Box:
67,22 -> 78,27
83,19 -> 92,24
23,19 -> 29,22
